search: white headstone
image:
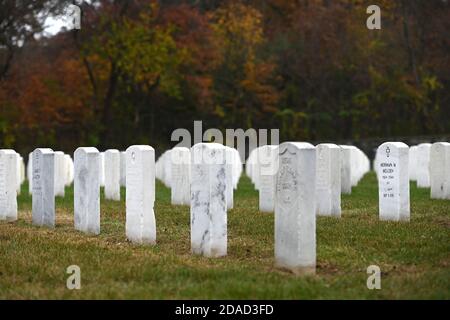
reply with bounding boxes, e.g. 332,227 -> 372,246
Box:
54,151 -> 66,197
429,142 -> 450,199
20,156 -> 25,185
416,143 -> 431,188
190,143 -> 227,257
74,147 -> 100,234
257,145 -> 278,213
120,151 -> 126,187
104,149 -> 120,201
275,142 -> 316,275
231,148 -> 242,189
246,147 -> 261,190
126,145 -> 156,244
316,143 -> 341,217
0,149 -> 18,221
377,142 -> 410,221
99,152 -> 105,187
163,150 -> 172,188
15,153 -> 21,195
32,148 -> 55,227
64,154 -> 74,186
27,152 -> 33,194
170,147 -> 191,205
340,145 -> 352,194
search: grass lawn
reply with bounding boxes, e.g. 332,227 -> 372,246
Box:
0,172 -> 449,299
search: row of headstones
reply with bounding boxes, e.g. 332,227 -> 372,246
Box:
1,146 -> 154,239
2,141 -> 449,275
1,143 -> 308,275
374,142 -> 450,199
26,150 -> 128,200
155,146 -> 243,208
246,144 -> 370,215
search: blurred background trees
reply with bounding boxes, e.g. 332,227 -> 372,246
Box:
0,0 -> 448,155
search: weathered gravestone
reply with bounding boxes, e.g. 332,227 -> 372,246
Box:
316,143 -> 341,217
416,143 -> 431,188
430,142 -> 450,199
54,151 -> 66,197
257,145 -> 278,213
104,149 -> 120,201
74,147 -> 100,235
0,149 -> 18,221
275,142 -> 316,275
32,148 -> 55,227
340,145 -> 352,194
126,145 -> 156,244
190,143 -> 227,257
170,147 -> 191,205
377,142 -> 410,221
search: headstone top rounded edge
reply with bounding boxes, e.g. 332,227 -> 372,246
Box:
377,142 -> 409,150
105,149 -> 120,153
316,143 -> 340,149
126,145 -> 154,153
417,142 -> 432,148
0,149 -> 17,155
33,148 -> 54,155
431,141 -> 450,147
75,147 -> 99,154
191,142 -> 226,151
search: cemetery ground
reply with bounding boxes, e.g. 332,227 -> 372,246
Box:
0,173 -> 449,299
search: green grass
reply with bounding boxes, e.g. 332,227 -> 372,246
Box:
0,172 -> 449,299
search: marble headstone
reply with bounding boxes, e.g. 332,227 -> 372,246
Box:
230,148 -> 242,189
316,143 -> 341,217
257,145 -> 278,213
32,148 -> 55,227
190,143 -> 227,257
54,151 -> 65,197
120,151 -> 126,187
377,142 -> 410,221
170,147 -> 191,205
430,142 -> 450,199
99,152 -> 105,187
340,145 -> 352,194
104,149 -> 120,201
27,152 -> 33,194
15,153 -> 21,195
126,145 -> 156,244
74,147 -> 100,234
275,142 -> 316,275
64,154 -> 74,186
416,143 -> 431,188
0,149 -> 18,221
